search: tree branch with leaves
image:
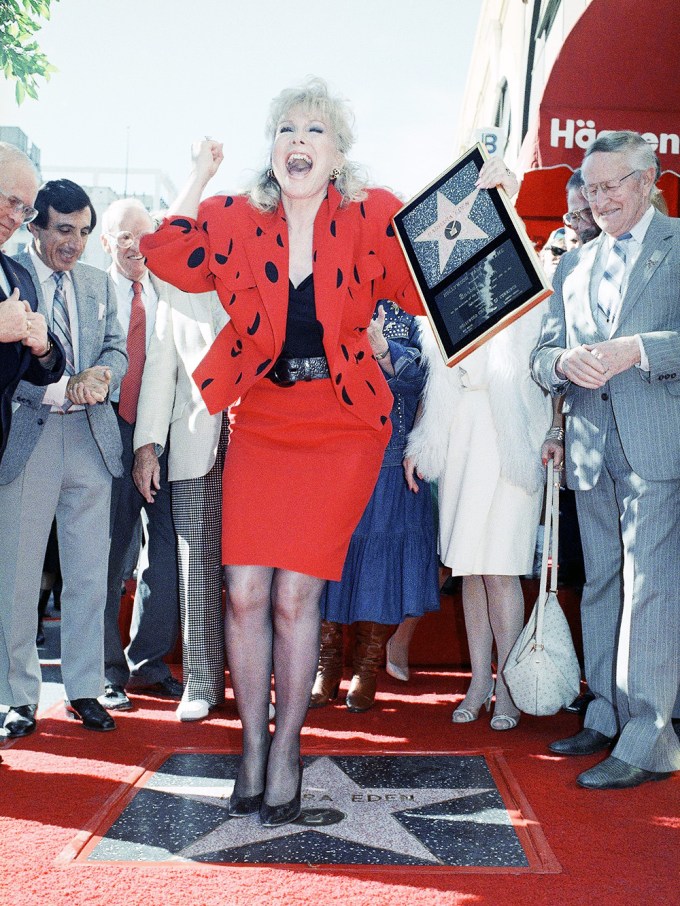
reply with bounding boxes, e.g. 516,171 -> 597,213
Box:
0,0 -> 59,104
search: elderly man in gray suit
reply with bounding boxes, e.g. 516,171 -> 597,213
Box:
531,131 -> 680,789
0,179 -> 127,735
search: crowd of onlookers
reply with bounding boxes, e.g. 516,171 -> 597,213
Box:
0,113 -> 678,797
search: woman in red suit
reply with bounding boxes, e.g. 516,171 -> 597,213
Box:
141,78 -> 510,827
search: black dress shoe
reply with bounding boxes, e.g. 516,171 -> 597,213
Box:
549,728 -> 613,756
3,704 -> 38,738
228,790 -> 265,818
564,689 -> 596,715
65,698 -> 116,731
577,756 -> 672,790
127,676 -> 184,699
260,761 -> 304,827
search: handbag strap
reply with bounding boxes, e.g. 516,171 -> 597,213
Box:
535,460 -> 561,646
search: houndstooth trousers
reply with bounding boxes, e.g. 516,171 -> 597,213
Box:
171,415 -> 229,705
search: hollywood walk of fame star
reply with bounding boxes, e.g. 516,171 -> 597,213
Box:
414,188 -> 488,275
166,756 -> 494,864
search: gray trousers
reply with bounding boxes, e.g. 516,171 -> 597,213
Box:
575,411 -> 680,773
104,414 -> 179,687
0,411 -> 111,705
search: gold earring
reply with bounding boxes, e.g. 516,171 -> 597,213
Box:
267,168 -> 276,181
329,166 -> 342,181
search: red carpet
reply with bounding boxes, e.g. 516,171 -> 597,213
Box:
1,665 -> 676,906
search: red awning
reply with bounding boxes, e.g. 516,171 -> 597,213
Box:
516,0 -> 680,246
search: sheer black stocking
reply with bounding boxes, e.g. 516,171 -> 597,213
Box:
224,565 -> 324,806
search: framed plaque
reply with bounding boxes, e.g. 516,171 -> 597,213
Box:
392,143 -> 552,365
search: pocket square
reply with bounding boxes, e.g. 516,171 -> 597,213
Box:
98,303 -> 106,320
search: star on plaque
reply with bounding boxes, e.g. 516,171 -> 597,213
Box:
175,756 -> 493,864
414,188 -> 488,275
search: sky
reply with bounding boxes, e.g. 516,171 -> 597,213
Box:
0,0 -> 483,205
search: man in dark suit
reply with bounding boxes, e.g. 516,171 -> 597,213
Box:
0,179 -> 127,737
98,198 -> 182,711
0,142 -> 64,465
532,131 -> 680,789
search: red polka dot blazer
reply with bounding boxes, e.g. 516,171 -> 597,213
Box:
140,184 -> 425,431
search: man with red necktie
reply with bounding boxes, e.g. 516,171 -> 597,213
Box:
99,198 -> 181,712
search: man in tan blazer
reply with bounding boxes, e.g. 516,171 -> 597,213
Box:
132,279 -> 229,720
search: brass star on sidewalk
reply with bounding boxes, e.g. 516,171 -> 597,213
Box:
175,756 -> 492,864
415,188 -> 488,275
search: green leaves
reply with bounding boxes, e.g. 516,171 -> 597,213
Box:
0,0 -> 59,104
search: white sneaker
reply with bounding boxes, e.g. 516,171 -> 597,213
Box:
176,697 -> 210,722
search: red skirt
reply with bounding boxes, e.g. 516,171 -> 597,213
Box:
221,377 -> 390,581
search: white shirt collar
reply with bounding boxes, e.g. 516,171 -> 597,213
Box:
108,264 -> 153,296
604,204 -> 655,249
29,244 -> 74,286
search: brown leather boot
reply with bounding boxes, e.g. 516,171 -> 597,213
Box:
346,622 -> 391,712
309,621 -> 344,708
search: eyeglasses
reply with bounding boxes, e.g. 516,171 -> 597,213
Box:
582,170 -> 639,202
563,207 -> 594,227
0,185 -> 38,223
547,245 -> 566,257
106,230 -> 147,249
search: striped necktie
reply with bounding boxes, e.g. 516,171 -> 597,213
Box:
597,232 -> 632,328
52,271 -> 75,376
118,280 -> 146,424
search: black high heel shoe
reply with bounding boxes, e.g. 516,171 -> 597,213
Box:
229,735 -> 271,818
228,790 -> 264,818
259,760 -> 304,828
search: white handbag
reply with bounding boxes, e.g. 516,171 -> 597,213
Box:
503,460 -> 581,716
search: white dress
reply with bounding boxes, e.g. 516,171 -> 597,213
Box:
408,307 -> 550,577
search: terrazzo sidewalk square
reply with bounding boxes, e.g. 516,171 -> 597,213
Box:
63,749 -> 560,874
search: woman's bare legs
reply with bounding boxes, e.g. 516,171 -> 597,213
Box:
485,574 -> 523,720
266,569 -> 324,805
456,575 -> 495,714
224,565 -> 275,799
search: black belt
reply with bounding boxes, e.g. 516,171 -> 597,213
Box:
266,355 -> 330,387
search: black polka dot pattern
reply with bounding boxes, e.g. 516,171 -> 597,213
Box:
201,221 -> 208,232
187,247 -> 206,268
386,224 -> 395,237
256,227 -> 263,237
335,373 -> 342,386
360,202 -> 366,219
228,293 -> 236,306
228,239 -> 233,255
201,378 -> 214,390
341,344 -> 349,361
235,373 -> 243,385
215,253 -> 227,264
276,233 -> 284,247
353,265 -> 360,283
265,261 -> 279,283
354,350 -> 364,362
336,268 -> 343,288
247,312 -> 261,335
365,380 -> 376,396
342,387 -> 353,405
224,196 -> 234,207
231,339 -> 243,357
330,220 -> 336,237
380,415 -> 388,425
170,218 -> 192,233
256,358 -> 273,375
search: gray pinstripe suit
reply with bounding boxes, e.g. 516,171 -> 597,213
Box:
531,209 -> 680,773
